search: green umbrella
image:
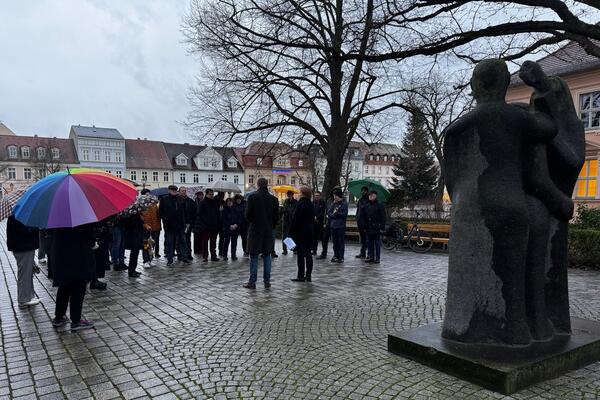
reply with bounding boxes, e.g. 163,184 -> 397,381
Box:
347,178 -> 391,202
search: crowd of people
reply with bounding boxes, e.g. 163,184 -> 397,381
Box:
6,179 -> 388,331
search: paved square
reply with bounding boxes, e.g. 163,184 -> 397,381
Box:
1,224 -> 600,399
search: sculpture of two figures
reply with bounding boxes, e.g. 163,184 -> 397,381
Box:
442,59 -> 585,346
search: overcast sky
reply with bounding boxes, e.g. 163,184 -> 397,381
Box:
0,0 -> 197,142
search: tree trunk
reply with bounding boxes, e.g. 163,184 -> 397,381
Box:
434,161 -> 446,211
322,144 -> 345,198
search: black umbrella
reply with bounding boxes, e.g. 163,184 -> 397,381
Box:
150,187 -> 169,197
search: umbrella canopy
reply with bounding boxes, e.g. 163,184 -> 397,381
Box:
210,181 -> 241,193
185,186 -> 205,198
0,189 -> 28,221
150,187 -> 170,197
14,168 -> 137,229
119,194 -> 159,216
244,190 -> 256,199
272,185 -> 300,194
347,178 -> 391,202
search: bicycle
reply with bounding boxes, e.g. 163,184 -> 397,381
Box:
382,211 -> 434,253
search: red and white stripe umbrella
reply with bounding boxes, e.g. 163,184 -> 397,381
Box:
0,189 -> 28,220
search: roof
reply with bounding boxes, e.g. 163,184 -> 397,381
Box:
125,139 -> 172,170
215,146 -> 243,171
243,141 -> 294,156
0,136 -> 79,164
510,41 -> 600,87
585,134 -> 600,149
0,122 -> 16,136
362,143 -> 400,156
70,125 -> 124,140
162,142 -> 205,170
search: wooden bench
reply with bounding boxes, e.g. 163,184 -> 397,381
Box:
407,223 -> 451,249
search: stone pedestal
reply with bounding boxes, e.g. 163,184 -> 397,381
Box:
388,318 -> 600,395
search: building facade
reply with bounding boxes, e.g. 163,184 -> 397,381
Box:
362,143 -> 401,189
69,125 -> 126,178
125,139 -> 173,190
506,41 -> 600,208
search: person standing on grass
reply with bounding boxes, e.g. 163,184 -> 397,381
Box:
327,188 -> 348,263
360,191 -> 386,264
159,185 -> 187,266
289,186 -> 315,282
7,215 -> 41,307
49,223 -> 96,332
243,178 -> 279,289
221,197 -> 243,261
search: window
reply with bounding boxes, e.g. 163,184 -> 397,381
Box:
105,170 -> 112,174
37,147 -> 45,159
298,160 -> 304,167
180,173 -> 186,183
391,155 -> 395,162
249,175 -> 254,185
153,172 -> 159,182
277,175 -> 285,185
276,158 -> 286,167
193,173 -> 199,183
365,166 -> 369,174
115,170 -> 122,178
376,155 -> 380,161
576,159 -> 598,198
7,167 -> 15,180
256,157 -> 262,166
291,176 -> 296,185
378,166 -> 382,173
176,155 -> 187,166
353,149 -> 359,156
354,163 -> 359,172
21,146 -> 30,158
384,155 -> 388,161
385,167 -> 389,174
8,146 -> 17,158
23,168 -> 32,180
83,149 -> 90,161
94,150 -> 100,161
234,175 -> 239,184
51,148 -> 60,159
222,174 -> 227,181
115,151 -> 122,162
141,171 -> 147,182
163,172 -> 169,182
228,158 -> 237,168
580,91 -> 600,129
267,177 -> 272,184
208,174 -> 214,183
130,171 -> 137,181
105,150 -> 111,162
369,155 -> 374,161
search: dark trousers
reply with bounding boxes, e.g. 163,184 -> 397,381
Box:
152,231 -> 160,257
312,222 -> 323,253
164,229 -> 186,262
223,230 -> 239,258
201,231 -> 218,259
367,233 -> 381,261
359,230 -> 368,256
240,226 -> 248,254
55,280 -> 87,322
193,232 -> 203,254
129,248 -> 140,273
282,222 -> 291,252
321,225 -> 331,255
331,227 -> 345,260
184,230 -> 192,259
296,245 -> 313,279
218,230 -> 224,256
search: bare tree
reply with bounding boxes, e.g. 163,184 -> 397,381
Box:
30,142 -> 63,181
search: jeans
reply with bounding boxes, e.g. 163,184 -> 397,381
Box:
312,222 -> 323,253
223,230 -> 239,258
38,231 -> 47,259
164,229 -> 187,262
240,225 -> 248,254
249,254 -> 272,284
321,224 -> 331,255
152,231 -> 160,257
359,230 -> 368,256
111,226 -> 125,265
14,250 -> 35,304
367,233 -> 381,261
55,280 -> 87,322
331,227 -> 345,260
200,231 -> 218,260
296,245 -> 313,279
184,230 -> 192,259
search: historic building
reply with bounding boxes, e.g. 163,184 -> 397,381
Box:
362,143 -> 401,189
309,142 -> 365,193
69,125 -> 126,178
125,139 -> 173,190
506,41 -> 600,208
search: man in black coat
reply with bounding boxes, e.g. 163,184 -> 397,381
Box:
281,191 -> 298,255
7,216 -> 40,307
360,191 -> 386,264
195,188 -> 221,262
234,194 -> 248,256
193,191 -> 204,255
179,186 -> 196,262
355,186 -> 370,258
243,178 -> 279,289
289,187 -> 316,282
312,191 -> 326,255
159,185 -> 187,266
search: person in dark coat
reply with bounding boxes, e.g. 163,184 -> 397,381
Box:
221,197 -> 243,260
243,178 -> 279,289
234,194 -> 248,256
179,186 -> 196,261
111,215 -> 126,270
215,192 -> 226,257
49,223 -> 96,332
289,187 -> 315,282
193,191 -> 204,255
355,186 -> 370,258
195,188 -> 221,262
91,220 -> 111,290
360,191 -> 386,264
121,212 -> 145,277
312,191 -> 326,255
327,188 -> 348,263
281,191 -> 298,255
7,216 -> 40,307
159,185 -> 187,266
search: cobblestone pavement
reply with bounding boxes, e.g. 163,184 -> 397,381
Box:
1,227 -> 600,399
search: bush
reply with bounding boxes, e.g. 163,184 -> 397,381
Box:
569,228 -> 600,269
574,204 -> 600,230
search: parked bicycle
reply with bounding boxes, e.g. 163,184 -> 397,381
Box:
382,211 -> 433,253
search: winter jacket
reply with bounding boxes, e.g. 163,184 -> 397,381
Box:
194,197 -> 220,233
356,194 -> 370,230
289,197 -> 315,248
122,213 -> 144,251
313,198 -> 326,225
159,194 -> 186,231
7,216 -> 39,252
359,200 -> 386,234
141,203 -> 161,232
221,205 -> 243,233
48,224 -> 96,287
327,200 -> 348,229
245,187 -> 279,255
235,201 -> 247,230
282,198 -> 298,226
183,196 -> 197,225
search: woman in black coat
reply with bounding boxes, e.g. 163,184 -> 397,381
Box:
121,212 -> 144,278
48,223 -> 96,331
91,220 -> 111,290
289,187 -> 316,282
221,198 -> 243,260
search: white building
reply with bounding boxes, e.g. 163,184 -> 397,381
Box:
69,125 -> 126,178
125,139 -> 173,190
362,143 -> 401,188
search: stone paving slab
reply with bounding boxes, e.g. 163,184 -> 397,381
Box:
1,222 -> 600,399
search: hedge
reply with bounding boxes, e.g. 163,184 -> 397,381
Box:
569,228 -> 600,269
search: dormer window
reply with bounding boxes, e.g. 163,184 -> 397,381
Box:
37,147 -> 46,159
298,160 -> 304,167
383,155 -> 388,161
376,155 -> 380,161
227,158 -> 237,168
256,157 -> 263,166
353,149 -> 359,156
21,146 -> 30,158
176,154 -> 188,166
391,155 -> 395,162
7,146 -> 17,158
276,158 -> 286,167
51,148 -> 60,159
369,155 -> 374,161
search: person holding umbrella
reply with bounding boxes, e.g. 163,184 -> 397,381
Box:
6,215 -> 40,307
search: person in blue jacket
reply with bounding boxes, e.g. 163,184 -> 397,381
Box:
327,188 -> 348,263
221,197 -> 243,260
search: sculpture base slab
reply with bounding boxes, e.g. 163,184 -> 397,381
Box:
388,318 -> 600,395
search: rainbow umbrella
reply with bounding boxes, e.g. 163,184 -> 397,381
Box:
14,168 -> 137,229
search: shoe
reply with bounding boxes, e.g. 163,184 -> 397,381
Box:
355,254 -> 365,259
19,298 -> 41,308
187,256 -> 194,262
305,276 -> 312,282
271,253 -> 279,258
222,257 -> 229,261
244,252 -> 249,257
365,258 -> 375,263
282,251 -> 288,255
33,265 -> 41,274
166,260 -> 174,266
211,257 -> 220,261
231,256 -> 238,261
114,264 -> 127,271
373,260 -> 380,264
243,282 -> 256,289
155,254 -> 161,258
38,257 -> 47,264
182,259 -> 192,265
142,262 -> 151,269
202,258 -> 208,262
336,258 -> 344,263
52,316 -> 70,327
291,278 -> 305,282
264,282 -> 271,289
90,281 -> 107,290
128,271 -> 141,278
71,319 -> 95,332
316,254 -> 327,260
330,257 -> 339,262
